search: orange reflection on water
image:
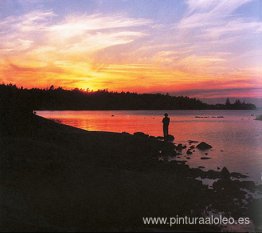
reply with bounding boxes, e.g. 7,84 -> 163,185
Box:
37,110 -> 262,182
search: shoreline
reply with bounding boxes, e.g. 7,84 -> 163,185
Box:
35,109 -> 259,111
1,115 -> 261,231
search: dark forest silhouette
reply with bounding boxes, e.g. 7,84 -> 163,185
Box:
0,84 -> 256,112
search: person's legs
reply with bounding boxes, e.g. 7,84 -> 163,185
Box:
163,125 -> 168,140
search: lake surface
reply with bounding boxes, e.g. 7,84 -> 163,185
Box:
36,110 -> 262,183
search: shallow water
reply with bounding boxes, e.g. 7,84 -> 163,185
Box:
36,110 -> 262,183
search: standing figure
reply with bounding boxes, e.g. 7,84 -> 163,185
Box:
162,113 -> 170,141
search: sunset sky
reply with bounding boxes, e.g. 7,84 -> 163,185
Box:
0,0 -> 262,100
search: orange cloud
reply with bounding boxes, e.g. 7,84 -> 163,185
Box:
0,7 -> 261,99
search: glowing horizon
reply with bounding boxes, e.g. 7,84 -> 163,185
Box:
0,0 -> 262,99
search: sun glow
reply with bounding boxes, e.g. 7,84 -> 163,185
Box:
0,0 -> 261,98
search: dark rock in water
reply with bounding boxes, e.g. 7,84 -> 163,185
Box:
220,167 -> 230,179
231,172 -> 248,179
205,152 -> 208,155
217,167 -> 220,170
134,132 -> 149,138
201,157 -> 211,160
197,142 -> 212,150
186,157 -> 191,159
188,140 -> 198,144
176,144 -> 184,151
189,145 -> 195,149
198,166 -> 205,169
186,149 -> 193,155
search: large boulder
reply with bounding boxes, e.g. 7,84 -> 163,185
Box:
196,142 -> 212,150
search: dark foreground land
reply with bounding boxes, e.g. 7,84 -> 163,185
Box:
0,114 -> 262,232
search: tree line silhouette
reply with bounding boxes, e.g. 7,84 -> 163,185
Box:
0,84 -> 256,112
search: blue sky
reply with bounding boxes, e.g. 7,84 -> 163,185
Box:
1,0 -> 261,21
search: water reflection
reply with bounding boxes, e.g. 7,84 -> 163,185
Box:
37,110 -> 262,183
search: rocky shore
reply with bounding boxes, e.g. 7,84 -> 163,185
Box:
0,115 -> 261,232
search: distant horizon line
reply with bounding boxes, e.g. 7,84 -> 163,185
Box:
2,83 -> 262,103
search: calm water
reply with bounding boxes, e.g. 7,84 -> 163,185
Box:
36,110 -> 262,183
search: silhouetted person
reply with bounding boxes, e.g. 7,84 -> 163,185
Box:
162,113 -> 170,141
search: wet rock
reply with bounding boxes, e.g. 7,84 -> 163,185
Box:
220,167 -> 230,179
176,144 -> 186,151
188,140 -> 199,144
205,152 -> 208,155
186,149 -> 193,155
198,166 -> 205,169
231,172 -> 248,179
197,142 -> 212,150
201,157 -> 211,160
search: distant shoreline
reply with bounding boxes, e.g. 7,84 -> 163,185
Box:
1,84 -> 257,111
35,108 -> 259,111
